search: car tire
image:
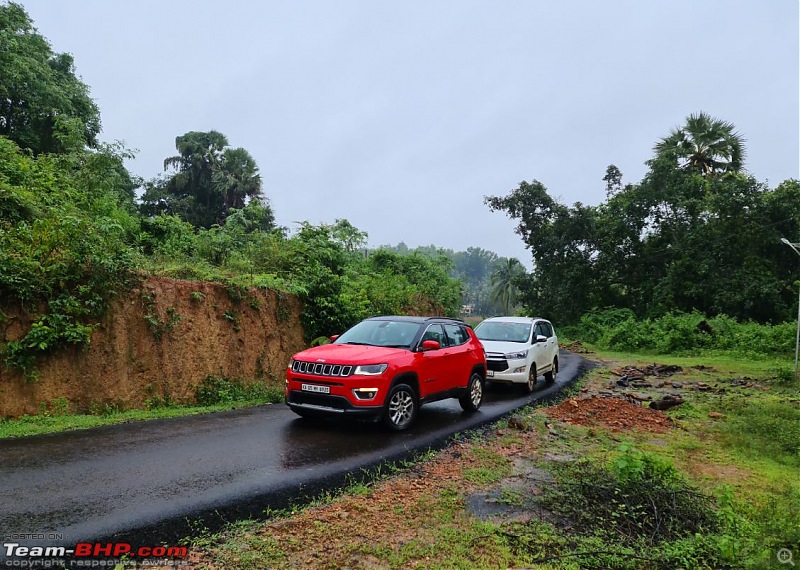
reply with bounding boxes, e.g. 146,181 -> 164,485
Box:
524,364 -> 537,393
383,383 -> 418,431
459,372 -> 484,412
544,357 -> 558,384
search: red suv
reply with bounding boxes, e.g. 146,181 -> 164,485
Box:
285,316 -> 486,431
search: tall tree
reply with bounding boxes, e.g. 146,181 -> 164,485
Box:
212,147 -> 263,212
653,112 -> 745,176
490,258 -> 526,315
485,180 -> 598,322
452,247 -> 499,287
162,130 -> 228,227
0,3 -> 100,154
140,131 -> 270,229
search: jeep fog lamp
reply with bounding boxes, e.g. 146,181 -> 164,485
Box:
353,387 -> 379,400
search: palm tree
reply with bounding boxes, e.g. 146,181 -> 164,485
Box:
159,131 -> 270,228
164,130 -> 229,192
490,258 -> 526,315
653,112 -> 745,176
160,131 -> 229,227
212,147 -> 263,216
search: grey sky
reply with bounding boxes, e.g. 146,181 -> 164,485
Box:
19,0 -> 800,265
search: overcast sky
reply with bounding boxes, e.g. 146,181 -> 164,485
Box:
19,0 -> 800,265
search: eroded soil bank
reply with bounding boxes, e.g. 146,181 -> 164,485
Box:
0,277 -> 305,418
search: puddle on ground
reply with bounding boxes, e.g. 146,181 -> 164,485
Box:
466,464 -> 558,523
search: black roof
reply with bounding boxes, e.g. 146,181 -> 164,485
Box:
365,315 -> 467,325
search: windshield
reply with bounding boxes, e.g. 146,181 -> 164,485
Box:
474,321 -> 532,343
334,319 -> 420,348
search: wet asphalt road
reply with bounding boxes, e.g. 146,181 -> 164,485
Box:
0,351 -> 592,553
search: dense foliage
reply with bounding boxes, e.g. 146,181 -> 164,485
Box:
0,118 -> 464,377
141,218 -> 462,340
381,243 -> 521,316
486,113 -> 800,325
139,130 -> 272,229
0,5 -> 463,375
561,308 -> 794,357
0,3 -> 101,154
0,137 -> 138,377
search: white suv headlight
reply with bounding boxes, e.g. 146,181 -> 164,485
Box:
505,350 -> 528,360
353,364 -> 388,376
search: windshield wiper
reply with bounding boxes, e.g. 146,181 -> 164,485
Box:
343,341 -> 372,345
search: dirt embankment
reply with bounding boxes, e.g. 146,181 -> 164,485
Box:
0,277 -> 306,418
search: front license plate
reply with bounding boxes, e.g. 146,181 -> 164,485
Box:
486,371 -> 494,378
301,383 -> 330,394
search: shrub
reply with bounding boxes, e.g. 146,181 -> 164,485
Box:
571,308 -> 795,357
545,445 -> 717,545
0,138 -> 138,378
195,375 -> 283,406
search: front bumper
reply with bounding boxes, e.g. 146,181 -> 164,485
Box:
286,390 -> 383,419
486,359 -> 529,384
285,367 -> 387,419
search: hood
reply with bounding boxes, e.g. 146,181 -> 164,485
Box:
292,343 -> 408,364
479,339 -> 530,356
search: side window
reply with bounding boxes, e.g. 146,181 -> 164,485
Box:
421,324 -> 445,347
444,324 -> 469,347
542,322 -> 554,337
534,322 -> 546,339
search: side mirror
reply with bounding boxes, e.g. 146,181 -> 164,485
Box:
534,335 -> 547,344
421,340 -> 440,351
329,334 -> 340,342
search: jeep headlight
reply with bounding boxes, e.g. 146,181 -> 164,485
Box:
353,364 -> 388,376
505,350 -> 528,360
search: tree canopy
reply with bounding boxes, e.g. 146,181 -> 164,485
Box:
0,2 -> 100,154
653,112 -> 745,176
140,130 -> 270,229
490,258 -> 526,315
486,114 -> 800,325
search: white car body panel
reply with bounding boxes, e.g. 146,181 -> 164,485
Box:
474,317 -> 558,385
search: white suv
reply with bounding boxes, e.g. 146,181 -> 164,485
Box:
473,317 -> 558,393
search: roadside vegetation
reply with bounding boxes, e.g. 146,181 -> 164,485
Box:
561,308 -> 796,359
485,113 -> 800,326
0,375 -> 285,438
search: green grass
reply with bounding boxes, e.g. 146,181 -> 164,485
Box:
462,448 -> 513,485
585,346 -> 794,378
581,351 -> 800,567
0,389 -> 284,439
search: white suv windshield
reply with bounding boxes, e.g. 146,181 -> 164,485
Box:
474,322 -> 531,343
